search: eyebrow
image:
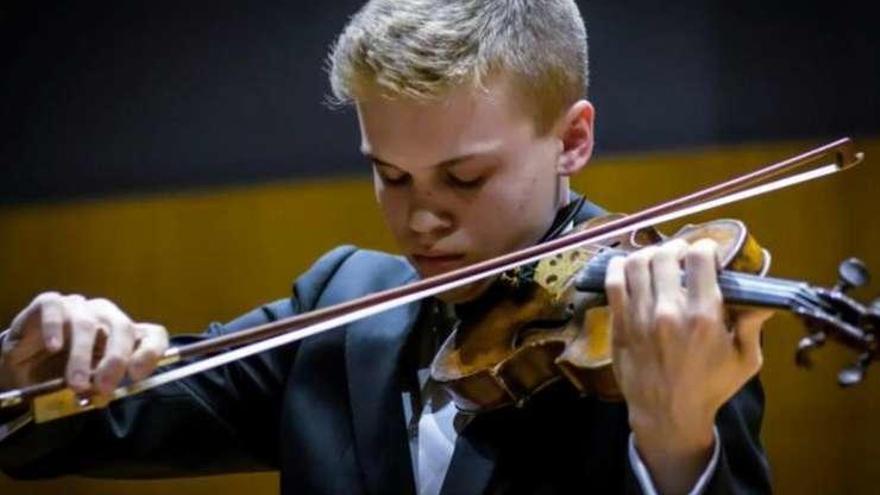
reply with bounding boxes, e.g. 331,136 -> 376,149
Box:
362,152 -> 479,170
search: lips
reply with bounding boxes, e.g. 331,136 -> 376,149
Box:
411,253 -> 466,276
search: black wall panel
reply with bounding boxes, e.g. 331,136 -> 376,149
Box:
1,0 -> 876,203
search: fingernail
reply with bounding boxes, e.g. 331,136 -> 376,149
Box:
71,371 -> 88,388
47,336 -> 61,351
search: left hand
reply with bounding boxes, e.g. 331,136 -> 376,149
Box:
604,238 -> 773,494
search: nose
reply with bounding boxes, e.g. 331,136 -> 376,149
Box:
408,207 -> 452,236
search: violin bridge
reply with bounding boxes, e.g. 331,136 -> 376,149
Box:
32,388 -> 110,423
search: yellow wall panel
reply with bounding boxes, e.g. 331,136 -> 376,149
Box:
1,137 -> 879,493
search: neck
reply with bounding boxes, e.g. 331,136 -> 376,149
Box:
556,178 -> 571,210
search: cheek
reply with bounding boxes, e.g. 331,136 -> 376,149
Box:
464,186 -> 532,244
498,167 -> 554,212
469,171 -> 556,249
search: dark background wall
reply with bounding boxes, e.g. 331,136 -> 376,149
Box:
1,0 -> 877,204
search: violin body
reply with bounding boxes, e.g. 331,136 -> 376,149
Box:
430,215 -> 770,413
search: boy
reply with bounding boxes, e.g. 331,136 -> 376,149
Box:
0,1 -> 772,493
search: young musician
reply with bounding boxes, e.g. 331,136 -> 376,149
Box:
0,1 -> 772,493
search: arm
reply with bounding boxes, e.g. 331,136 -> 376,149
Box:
0,245 -> 358,479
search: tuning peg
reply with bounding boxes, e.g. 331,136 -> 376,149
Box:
834,258 -> 870,293
838,365 -> 865,386
838,352 -> 872,387
869,297 -> 880,316
795,331 -> 826,369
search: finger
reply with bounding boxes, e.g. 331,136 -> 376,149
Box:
95,323 -> 134,394
39,295 -> 66,353
6,292 -> 63,352
88,298 -> 133,329
95,329 -> 133,394
9,292 -> 58,337
65,297 -> 100,392
90,299 -> 136,394
128,323 -> 169,381
625,246 -> 658,333
604,256 -> 629,346
650,239 -> 688,331
684,239 -> 723,329
6,292 -> 61,342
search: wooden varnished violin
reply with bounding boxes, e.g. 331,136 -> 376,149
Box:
0,137 -> 872,437
431,215 -> 879,412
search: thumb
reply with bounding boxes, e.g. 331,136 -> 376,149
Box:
733,308 -> 774,373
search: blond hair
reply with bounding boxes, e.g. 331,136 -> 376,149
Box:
327,0 -> 589,134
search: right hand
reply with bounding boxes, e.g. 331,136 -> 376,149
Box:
0,292 -> 169,395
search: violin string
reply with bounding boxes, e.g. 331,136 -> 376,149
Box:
719,273 -> 806,296
579,257 -> 805,303
717,277 -> 802,304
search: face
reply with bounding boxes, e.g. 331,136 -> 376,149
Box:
356,75 -> 593,303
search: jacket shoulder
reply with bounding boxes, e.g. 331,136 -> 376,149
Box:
293,245 -> 417,311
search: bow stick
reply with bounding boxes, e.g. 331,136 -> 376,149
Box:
0,137 -> 864,437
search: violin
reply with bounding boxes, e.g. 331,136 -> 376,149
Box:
431,215 -> 879,412
0,137 -> 872,435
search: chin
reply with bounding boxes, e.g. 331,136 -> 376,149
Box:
435,279 -> 493,304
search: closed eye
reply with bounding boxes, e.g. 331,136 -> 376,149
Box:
373,162 -> 410,186
446,173 -> 485,189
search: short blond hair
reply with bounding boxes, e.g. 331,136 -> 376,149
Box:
328,0 -> 589,134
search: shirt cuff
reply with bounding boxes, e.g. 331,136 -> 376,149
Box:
628,427 -> 720,495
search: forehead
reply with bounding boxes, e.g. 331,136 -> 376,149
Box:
355,75 -> 537,169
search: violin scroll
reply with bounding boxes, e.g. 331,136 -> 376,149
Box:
793,258 -> 880,387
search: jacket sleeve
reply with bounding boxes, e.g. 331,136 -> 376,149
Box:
0,245 -> 359,480
625,376 -> 772,494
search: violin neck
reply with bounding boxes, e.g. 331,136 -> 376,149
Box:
716,271 -> 807,309
574,260 -> 807,310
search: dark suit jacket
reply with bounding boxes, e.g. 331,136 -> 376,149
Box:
0,200 -> 771,494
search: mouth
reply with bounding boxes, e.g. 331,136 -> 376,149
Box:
411,253 -> 467,276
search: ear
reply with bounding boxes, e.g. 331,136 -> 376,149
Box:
555,100 -> 595,176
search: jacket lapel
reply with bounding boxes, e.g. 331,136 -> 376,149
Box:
571,192 -> 606,224
438,414 -> 501,495
346,297 -> 422,495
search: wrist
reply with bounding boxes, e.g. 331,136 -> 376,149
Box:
630,413 -> 716,495
629,406 -> 715,458
633,427 -> 715,467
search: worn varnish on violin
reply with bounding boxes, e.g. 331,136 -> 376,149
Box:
431,216 -> 770,413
